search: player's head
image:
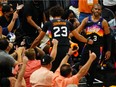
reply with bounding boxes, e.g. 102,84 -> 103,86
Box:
49,5 -> 64,18
91,4 -> 102,17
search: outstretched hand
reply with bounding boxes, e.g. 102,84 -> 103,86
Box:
67,48 -> 78,56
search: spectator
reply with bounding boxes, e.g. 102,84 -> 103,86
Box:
62,9 -> 80,29
52,48 -> 96,87
103,0 -> 116,13
24,48 -> 43,87
30,39 -> 58,87
0,4 -> 18,36
108,11 -> 116,27
20,0 -> 45,48
0,55 -> 28,87
14,56 -> 28,87
30,5 -> 93,72
0,38 -> 18,79
78,0 -> 98,23
77,4 -> 111,87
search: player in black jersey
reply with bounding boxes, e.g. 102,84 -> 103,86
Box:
30,5 -> 93,72
77,4 -> 111,87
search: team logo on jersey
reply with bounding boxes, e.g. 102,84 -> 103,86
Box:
98,22 -> 101,25
86,25 -> 104,36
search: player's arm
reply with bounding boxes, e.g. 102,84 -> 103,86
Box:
30,31 -> 46,48
71,29 -> 93,44
102,19 -> 110,34
27,16 -> 41,32
76,17 -> 88,33
71,17 -> 93,44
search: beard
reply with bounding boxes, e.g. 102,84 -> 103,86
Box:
94,12 -> 101,17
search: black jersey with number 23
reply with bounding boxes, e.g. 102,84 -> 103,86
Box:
42,19 -> 74,46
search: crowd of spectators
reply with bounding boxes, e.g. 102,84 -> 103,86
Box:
0,0 -> 116,87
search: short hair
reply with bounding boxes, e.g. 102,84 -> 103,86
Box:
2,4 -> 11,13
0,38 -> 9,50
49,5 -> 64,17
41,54 -> 52,65
92,3 -> 102,11
60,64 -> 72,77
25,48 -> 36,60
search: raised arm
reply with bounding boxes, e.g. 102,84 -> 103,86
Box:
7,11 -> 18,32
50,39 -> 58,62
14,56 -> 28,87
58,48 -> 77,68
15,47 -> 25,63
76,51 -> 96,81
35,46 -> 45,58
